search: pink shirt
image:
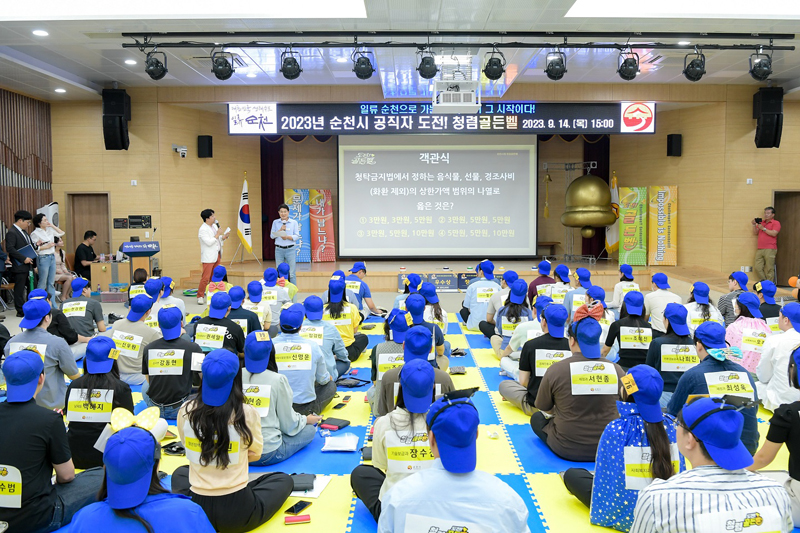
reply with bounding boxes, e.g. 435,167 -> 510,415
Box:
757,219 -> 780,249
725,316 -> 772,373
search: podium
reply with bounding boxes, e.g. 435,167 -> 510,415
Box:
121,241 -> 160,283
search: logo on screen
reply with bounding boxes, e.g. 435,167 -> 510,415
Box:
620,102 -> 655,133
351,152 -> 377,165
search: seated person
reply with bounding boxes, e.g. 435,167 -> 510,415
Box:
62,277 -> 107,341
260,268 -> 291,337
684,282 -> 724,334
276,262 -> 299,302
564,267 -> 592,321
378,391 -> 530,532
563,365 -> 684,531
392,273 -> 421,311
242,281 -> 273,331
644,273 -> 682,335
725,291 -> 772,373
405,293 -> 448,370
480,270 -> 517,339
0,350 -> 104,533
324,277 -> 368,362
243,331 -> 322,466
527,260 -> 555,305
369,309 -> 409,414
64,337 -> 135,469
420,281 -> 450,341
585,286 -> 619,362
630,397 -> 793,533
347,261 -> 385,318
4,298 -> 79,409
141,278 -> 165,331
756,302 -> 800,411
142,307 -> 204,419
53,237 -> 75,300
608,263 -> 639,310
227,286 -> 261,337
532,305 -> 625,462
352,359 -> 436,522
194,292 -> 245,357
157,276 -> 186,321
303,295 -> 350,380
543,264 -> 571,304
70,425 -> 215,533
103,294 -> 163,386
322,270 -> 360,308
29,288 -> 90,361
757,280 -> 782,326
603,291 -> 653,370
499,303 -> 569,415
490,279 -> 532,359
274,303 -> 335,415
74,230 -> 97,281
171,350 -> 294,533
645,303 -> 696,408
667,322 -> 760,454
500,296 -> 552,359
128,268 -> 148,302
376,326 -> 455,417
206,265 -> 233,298
460,259 -> 501,332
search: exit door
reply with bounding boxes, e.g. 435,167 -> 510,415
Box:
773,191 -> 800,287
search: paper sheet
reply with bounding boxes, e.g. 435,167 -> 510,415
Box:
321,432 -> 359,452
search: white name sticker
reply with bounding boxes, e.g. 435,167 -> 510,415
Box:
550,286 -> 569,303
232,318 -> 248,336
346,280 -> 362,294
194,324 -> 227,349
148,348 -> 184,376
62,301 -> 87,317
385,431 -> 434,474
184,423 -> 241,465
112,330 -> 144,359
705,371 -> 755,400
66,388 -> 114,423
621,282 -> 639,294
502,317 -> 528,337
242,383 -> 271,417
697,507 -> 784,533
741,328 -> 769,353
623,444 -> 680,490
403,514 -> 487,533
0,465 -> 22,508
299,325 -> 325,346
190,352 -> 205,372
569,361 -> 618,395
8,342 -> 47,361
620,326 -> 652,350
535,350 -> 571,377
274,342 -> 313,371
377,351 -> 404,380
660,344 -> 699,373
766,317 -> 780,333
476,287 -> 496,303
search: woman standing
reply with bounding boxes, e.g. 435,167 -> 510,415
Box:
725,292 -> 773,373
31,213 -> 65,306
171,349 -> 293,533
53,237 -> 75,300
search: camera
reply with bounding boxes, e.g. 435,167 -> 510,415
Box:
755,217 -> 763,224
172,145 -> 188,158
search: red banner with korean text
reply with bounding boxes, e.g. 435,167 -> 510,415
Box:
309,189 -> 336,261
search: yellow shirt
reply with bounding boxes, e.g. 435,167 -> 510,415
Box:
323,302 -> 360,345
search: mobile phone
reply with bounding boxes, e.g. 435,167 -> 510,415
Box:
332,403 -> 346,410
285,515 -> 311,525
285,501 -> 312,515
342,395 -> 352,403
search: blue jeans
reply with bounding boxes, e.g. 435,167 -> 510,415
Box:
275,245 -> 297,284
142,387 -> 184,420
336,359 -> 351,378
37,254 -> 57,306
659,391 -> 674,409
42,467 -> 104,532
250,425 -> 316,466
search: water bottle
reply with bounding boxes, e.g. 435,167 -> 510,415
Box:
97,284 -> 101,293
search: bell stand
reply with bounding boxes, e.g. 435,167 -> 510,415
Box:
541,161 -> 598,265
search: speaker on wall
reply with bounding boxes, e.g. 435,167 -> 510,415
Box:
102,88 -> 131,150
753,87 -> 783,148
198,135 -> 213,158
667,134 -> 682,157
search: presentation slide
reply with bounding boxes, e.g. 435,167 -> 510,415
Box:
338,134 -> 537,258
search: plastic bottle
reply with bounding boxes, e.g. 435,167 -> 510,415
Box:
97,284 -> 101,293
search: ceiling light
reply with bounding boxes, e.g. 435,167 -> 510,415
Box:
683,51 -> 706,82
617,51 -> 639,81
211,52 -> 235,80
124,59 -> 137,65
677,41 -> 691,46
544,50 -> 567,81
54,88 -> 66,93
144,51 -> 168,80
352,52 -> 375,80
749,51 -> 773,81
336,57 -> 348,63
417,48 -> 438,79
32,29 -> 48,37
280,49 -> 302,80
483,47 -> 507,81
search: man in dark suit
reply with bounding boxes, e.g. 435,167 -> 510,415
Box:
0,241 -> 10,322
5,210 -> 36,317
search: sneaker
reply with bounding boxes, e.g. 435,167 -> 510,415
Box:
197,297 -> 205,305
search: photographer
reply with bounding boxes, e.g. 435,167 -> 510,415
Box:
752,207 -> 781,284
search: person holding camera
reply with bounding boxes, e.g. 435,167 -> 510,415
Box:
752,206 -> 781,284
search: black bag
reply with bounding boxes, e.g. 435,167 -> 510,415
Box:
291,473 -> 316,492
336,376 -> 370,388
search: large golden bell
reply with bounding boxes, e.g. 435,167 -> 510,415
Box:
560,174 -> 618,238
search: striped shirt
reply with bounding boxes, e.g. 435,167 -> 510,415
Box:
718,289 -> 744,327
630,466 -> 793,533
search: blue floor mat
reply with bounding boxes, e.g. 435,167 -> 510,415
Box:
449,349 -> 476,368
366,335 -> 385,350
496,474 -> 549,533
351,493 -> 379,531
505,424 -> 596,474
466,334 -> 491,349
471,391 -> 500,426
363,315 -> 385,324
480,366 -> 513,390
447,323 -> 463,335
249,430 -> 366,476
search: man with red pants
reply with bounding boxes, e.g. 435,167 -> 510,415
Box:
197,208 -> 229,305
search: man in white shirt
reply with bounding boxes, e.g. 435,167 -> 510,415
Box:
644,273 -> 682,335
608,263 -> 639,309
378,392 -> 530,533
757,302 -> 800,411
630,396 -> 793,533
197,208 -> 229,305
269,203 -> 300,285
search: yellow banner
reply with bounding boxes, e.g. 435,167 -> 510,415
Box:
648,185 -> 678,265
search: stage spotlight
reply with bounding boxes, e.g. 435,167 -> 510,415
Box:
617,51 -> 639,81
749,52 -> 772,81
352,50 -> 375,80
482,47 -> 507,81
280,49 -> 302,80
211,52 -> 234,81
683,52 -> 706,82
417,51 -> 438,80
544,51 -> 567,81
144,51 -> 167,81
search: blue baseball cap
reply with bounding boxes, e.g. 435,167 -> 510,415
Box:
405,273 -> 422,293
737,292 -> 763,318
793,344 -> 800,370
209,292 -> 232,319
247,281 -> 263,303
404,325 -> 432,362
328,278 -> 345,303
692,282 -> 711,305
144,278 -> 162,298
695,321 -> 728,350
4,350 -> 44,402
543,304 -> 568,339
503,270 -> 519,285
652,273 -> 670,289
574,267 -> 592,289
419,282 -> 439,304
104,427 -> 158,510
731,271 -> 749,291
387,309 -> 410,343
586,286 -> 607,308
228,286 -> 245,310
755,280 -> 777,305
620,264 -> 633,279
27,288 -> 48,301
509,279 -> 527,305
161,277 -> 175,298
782,302 -> 800,331
303,295 -> 324,321
85,336 -> 117,374
479,260 -> 495,280
624,291 -> 644,316
574,318 -> 603,359
664,303 -> 690,336
158,307 -> 183,341
681,397 -> 752,470
534,296 -> 553,320
263,268 -> 278,287
625,365 -> 664,424
19,299 -> 51,329
244,331 -> 273,374
400,359 -> 435,414
405,293 -> 426,321
211,265 -> 226,283
280,303 -> 305,330
277,262 -> 290,278
200,349 -> 239,407
127,294 -> 154,322
331,270 -> 345,281
554,264 -> 570,282
537,261 -> 551,276
426,395 -> 480,473
72,277 -> 89,294
351,261 -> 367,273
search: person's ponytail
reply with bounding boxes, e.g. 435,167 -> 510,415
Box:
644,419 -> 675,481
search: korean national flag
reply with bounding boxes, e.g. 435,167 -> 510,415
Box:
237,179 -> 252,253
